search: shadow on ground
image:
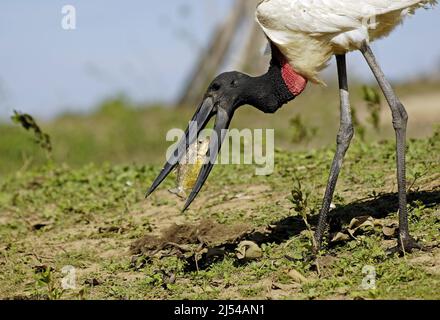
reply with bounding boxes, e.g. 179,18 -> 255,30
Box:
132,189 -> 440,272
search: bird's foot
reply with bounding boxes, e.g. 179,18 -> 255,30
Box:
387,236 -> 423,256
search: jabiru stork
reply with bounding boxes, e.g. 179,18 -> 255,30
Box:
147,0 -> 437,254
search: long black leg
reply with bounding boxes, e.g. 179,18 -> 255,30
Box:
314,54 -> 354,251
360,42 -> 421,253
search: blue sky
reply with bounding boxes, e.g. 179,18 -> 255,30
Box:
0,0 -> 439,120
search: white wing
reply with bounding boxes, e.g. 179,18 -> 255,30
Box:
256,0 -> 436,83
257,0 -> 436,39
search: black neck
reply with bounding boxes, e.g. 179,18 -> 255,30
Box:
240,56 -> 296,113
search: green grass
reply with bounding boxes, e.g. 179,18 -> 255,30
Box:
0,127 -> 439,300
0,80 -> 439,300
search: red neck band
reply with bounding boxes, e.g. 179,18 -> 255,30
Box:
272,46 -> 308,96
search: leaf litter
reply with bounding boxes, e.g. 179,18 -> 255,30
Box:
330,215 -> 397,244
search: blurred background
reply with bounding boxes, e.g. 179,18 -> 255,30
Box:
0,0 -> 439,176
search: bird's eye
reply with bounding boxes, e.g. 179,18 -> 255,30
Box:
211,83 -> 221,91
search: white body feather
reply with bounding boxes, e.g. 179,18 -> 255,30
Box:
256,0 -> 437,84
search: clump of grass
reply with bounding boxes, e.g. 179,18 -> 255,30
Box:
289,175 -> 317,249
33,265 -> 64,300
11,110 -> 52,155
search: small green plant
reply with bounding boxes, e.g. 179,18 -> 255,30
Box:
362,86 -> 382,132
33,266 -> 64,300
289,176 -> 317,248
11,110 -> 52,156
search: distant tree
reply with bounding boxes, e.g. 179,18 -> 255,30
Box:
177,0 -> 268,109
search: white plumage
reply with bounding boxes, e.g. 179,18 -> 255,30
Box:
256,0 -> 437,84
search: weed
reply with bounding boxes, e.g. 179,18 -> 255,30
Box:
33,266 -> 64,300
11,111 -> 52,156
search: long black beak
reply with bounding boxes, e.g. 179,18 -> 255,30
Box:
182,107 -> 232,211
145,97 -> 233,211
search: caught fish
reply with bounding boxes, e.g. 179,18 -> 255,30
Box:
169,138 -> 210,199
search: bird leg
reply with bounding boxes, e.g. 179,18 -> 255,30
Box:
360,42 -> 421,254
314,55 -> 354,252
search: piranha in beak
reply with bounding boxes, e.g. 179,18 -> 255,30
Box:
168,137 -> 210,199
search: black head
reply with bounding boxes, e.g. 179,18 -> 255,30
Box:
206,64 -> 296,115
205,71 -> 250,112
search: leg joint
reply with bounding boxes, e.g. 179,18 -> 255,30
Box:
337,123 -> 354,147
391,102 -> 408,129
